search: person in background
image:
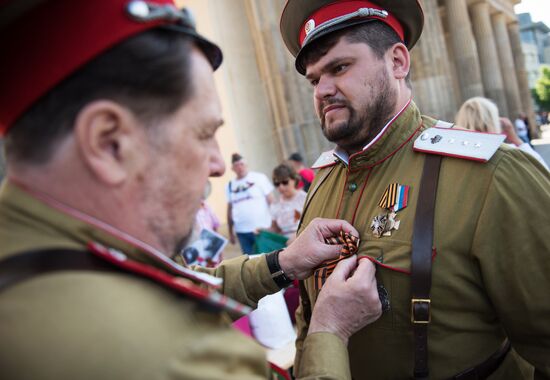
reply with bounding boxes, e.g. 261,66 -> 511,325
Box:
196,180 -> 220,232
456,97 -> 548,170
269,163 -> 307,243
226,153 -> 274,254
288,152 -> 315,192
514,112 -> 530,144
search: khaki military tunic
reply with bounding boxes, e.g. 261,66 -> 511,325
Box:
296,102 -> 550,379
0,181 -> 350,380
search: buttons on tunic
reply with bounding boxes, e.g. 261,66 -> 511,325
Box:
348,183 -> 358,192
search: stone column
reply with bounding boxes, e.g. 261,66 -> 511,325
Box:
411,0 -> 457,121
508,21 -> 538,137
444,0 -> 484,101
244,0 -> 331,165
492,13 -> 522,118
469,1 -> 508,116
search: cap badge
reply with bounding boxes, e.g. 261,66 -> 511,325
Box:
371,183 -> 410,238
126,0 -> 196,28
304,19 -> 316,36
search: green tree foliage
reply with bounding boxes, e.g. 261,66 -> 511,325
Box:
534,65 -> 550,111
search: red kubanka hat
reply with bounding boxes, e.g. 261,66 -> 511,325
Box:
0,0 -> 223,136
280,0 -> 424,74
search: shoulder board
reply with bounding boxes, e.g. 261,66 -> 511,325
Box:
311,150 -> 338,169
413,125 -> 505,163
88,242 -> 252,317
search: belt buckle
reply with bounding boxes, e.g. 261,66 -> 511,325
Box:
411,298 -> 431,324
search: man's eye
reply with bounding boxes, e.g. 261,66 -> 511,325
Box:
310,79 -> 319,87
334,64 -> 347,73
199,129 -> 216,140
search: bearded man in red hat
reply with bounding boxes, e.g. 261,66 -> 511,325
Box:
280,0 -> 550,379
0,1 -> 384,379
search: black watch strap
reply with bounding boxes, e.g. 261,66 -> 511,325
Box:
266,249 -> 293,288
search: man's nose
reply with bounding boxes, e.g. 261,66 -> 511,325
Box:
209,141 -> 225,177
314,76 -> 337,100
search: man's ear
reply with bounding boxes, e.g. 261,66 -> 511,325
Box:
73,100 -> 144,185
389,43 -> 410,81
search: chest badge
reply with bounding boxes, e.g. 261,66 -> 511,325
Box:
371,183 -> 410,238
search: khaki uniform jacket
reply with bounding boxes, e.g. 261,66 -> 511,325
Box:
295,102 -> 550,379
0,181 -> 350,380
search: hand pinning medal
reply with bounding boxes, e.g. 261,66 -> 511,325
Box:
371,183 -> 410,238
313,230 -> 359,290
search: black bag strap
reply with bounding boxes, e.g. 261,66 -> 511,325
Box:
410,154 -> 442,379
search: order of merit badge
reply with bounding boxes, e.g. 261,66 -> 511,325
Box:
371,183 -> 410,238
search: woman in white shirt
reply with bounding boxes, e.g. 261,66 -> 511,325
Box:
456,97 -> 548,170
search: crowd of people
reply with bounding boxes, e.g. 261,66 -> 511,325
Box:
224,152 -> 314,256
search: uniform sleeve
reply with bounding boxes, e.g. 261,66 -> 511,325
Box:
294,299 -> 351,379
194,254 -> 279,309
296,333 -> 351,380
471,149 -> 550,378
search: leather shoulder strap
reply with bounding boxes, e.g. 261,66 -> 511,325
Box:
0,246 -> 252,316
0,248 -> 116,292
410,154 -> 442,379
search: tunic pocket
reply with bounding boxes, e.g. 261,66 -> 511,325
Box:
358,240 -> 433,330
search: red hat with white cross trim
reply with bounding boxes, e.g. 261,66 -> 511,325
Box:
0,0 -> 223,136
280,0 -> 424,74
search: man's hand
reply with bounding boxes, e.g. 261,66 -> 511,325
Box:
308,256 -> 382,345
278,218 -> 359,280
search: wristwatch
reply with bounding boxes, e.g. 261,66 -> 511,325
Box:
265,249 -> 294,288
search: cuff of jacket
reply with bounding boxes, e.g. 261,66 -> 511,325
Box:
297,332 -> 351,380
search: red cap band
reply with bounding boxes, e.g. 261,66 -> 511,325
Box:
0,0 -> 178,135
298,0 -> 405,47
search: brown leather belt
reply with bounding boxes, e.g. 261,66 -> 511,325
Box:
451,339 -> 511,380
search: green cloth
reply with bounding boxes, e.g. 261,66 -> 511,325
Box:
254,230 -> 288,254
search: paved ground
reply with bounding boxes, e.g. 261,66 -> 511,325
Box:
532,124 -> 550,167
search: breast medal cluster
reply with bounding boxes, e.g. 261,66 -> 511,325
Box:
371,183 -> 410,238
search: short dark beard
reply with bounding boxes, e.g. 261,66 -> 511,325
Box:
320,70 -> 397,153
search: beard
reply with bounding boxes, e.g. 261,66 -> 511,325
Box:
319,69 -> 397,153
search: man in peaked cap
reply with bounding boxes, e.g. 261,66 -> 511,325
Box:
280,0 -> 550,379
0,1 -> 384,379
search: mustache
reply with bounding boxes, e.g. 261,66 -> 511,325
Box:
320,98 -> 349,110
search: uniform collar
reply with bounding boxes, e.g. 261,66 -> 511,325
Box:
0,180 -> 221,287
333,99 -> 423,170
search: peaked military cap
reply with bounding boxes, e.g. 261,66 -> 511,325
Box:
280,0 -> 424,74
0,0 -> 223,135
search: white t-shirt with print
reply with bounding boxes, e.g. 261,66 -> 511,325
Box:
226,171 -> 274,233
270,190 -> 307,238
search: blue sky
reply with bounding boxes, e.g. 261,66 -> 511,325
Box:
515,0 -> 550,27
